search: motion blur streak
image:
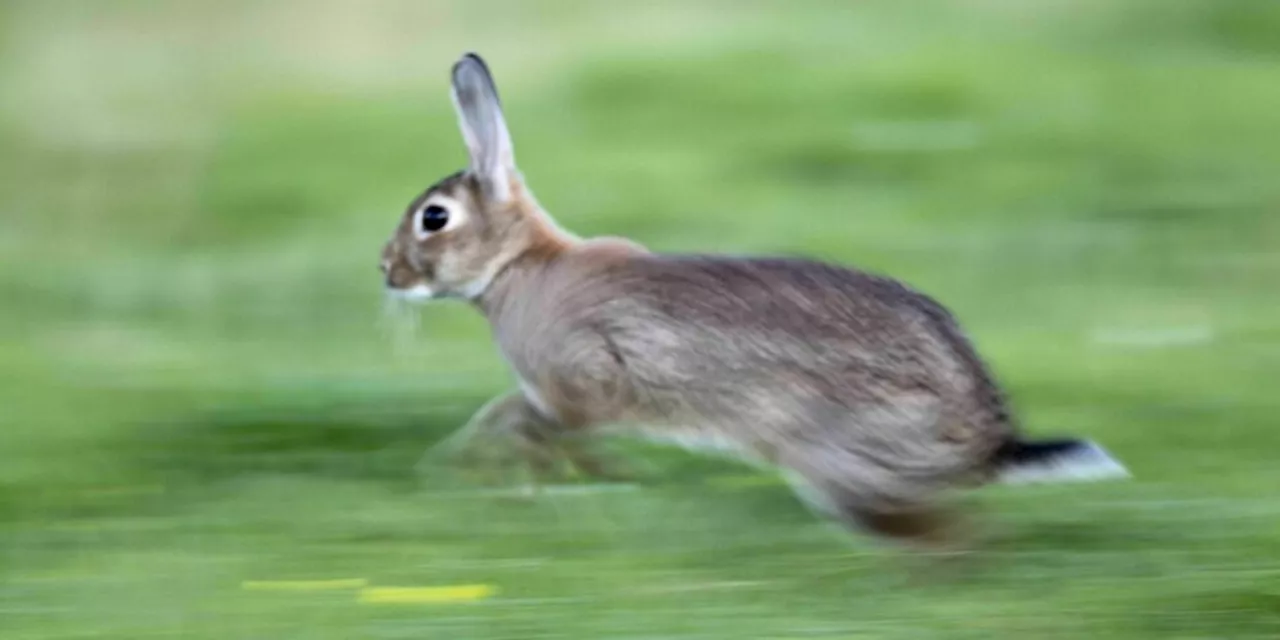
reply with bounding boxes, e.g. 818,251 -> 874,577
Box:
2,1 -> 1279,638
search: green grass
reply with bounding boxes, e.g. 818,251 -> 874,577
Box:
3,1 -> 1280,637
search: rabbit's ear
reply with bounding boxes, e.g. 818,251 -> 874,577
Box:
451,53 -> 516,201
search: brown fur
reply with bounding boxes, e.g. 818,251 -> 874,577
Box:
380,53 -> 1077,550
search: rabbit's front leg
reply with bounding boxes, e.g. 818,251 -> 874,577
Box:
420,390 -> 564,492
556,435 -> 638,483
421,389 -> 636,491
463,393 -> 638,486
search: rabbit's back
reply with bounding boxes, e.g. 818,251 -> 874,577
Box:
488,252 -> 1016,472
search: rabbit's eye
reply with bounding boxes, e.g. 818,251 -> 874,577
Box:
419,205 -> 449,233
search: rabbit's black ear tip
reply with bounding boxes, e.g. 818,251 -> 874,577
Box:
457,52 -> 488,69
451,52 -> 492,82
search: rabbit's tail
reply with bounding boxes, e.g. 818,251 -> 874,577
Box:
991,437 -> 1130,485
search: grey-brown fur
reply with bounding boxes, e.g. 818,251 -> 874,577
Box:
478,252 -> 1011,531
380,53 -> 1128,550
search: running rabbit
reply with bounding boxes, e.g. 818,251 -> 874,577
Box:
379,53 -> 1128,549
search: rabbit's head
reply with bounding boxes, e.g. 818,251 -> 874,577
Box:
380,53 -> 571,302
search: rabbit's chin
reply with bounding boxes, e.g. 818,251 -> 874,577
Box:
386,283 -> 436,304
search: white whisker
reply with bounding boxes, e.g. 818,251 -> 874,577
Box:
376,290 -> 425,355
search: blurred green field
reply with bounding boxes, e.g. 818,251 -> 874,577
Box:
3,1 -> 1280,637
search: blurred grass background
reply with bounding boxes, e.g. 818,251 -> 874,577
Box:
3,0 -> 1280,637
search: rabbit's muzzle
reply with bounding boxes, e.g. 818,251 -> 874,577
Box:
381,239 -> 434,293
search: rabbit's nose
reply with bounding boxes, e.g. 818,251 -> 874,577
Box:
379,259 -> 391,275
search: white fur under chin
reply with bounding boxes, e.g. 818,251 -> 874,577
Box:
387,283 -> 436,303
997,441 -> 1131,485
457,275 -> 495,301
386,278 -> 494,304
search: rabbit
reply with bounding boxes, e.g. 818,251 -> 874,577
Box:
379,52 -> 1130,550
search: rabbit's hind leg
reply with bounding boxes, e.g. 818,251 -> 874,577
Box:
842,500 -> 971,555
843,496 -> 978,584
779,439 -> 976,557
794,469 -> 970,552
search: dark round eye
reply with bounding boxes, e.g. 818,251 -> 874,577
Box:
420,205 -> 449,233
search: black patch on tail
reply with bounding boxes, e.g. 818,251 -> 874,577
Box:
992,438 -> 1086,467
990,437 -> 1130,484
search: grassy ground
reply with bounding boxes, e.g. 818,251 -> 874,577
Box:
3,1 -> 1280,637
